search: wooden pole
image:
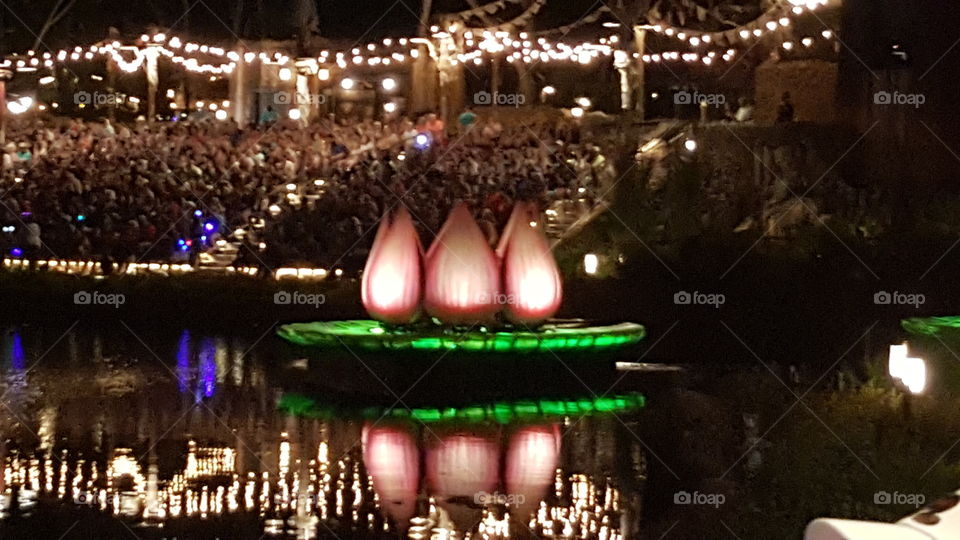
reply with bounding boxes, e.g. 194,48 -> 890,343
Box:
633,27 -> 647,121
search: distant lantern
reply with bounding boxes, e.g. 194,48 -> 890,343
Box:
278,67 -> 292,81
498,203 -> 563,324
317,68 -> 330,81
424,204 -> 501,324
362,207 -> 424,324
381,77 -> 397,91
340,78 -> 355,90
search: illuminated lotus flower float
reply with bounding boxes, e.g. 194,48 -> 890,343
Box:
362,421 -> 561,532
277,203 -> 644,353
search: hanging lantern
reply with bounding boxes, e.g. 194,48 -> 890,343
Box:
424,204 -> 501,324
362,207 -> 423,323
362,422 -> 420,527
505,423 -> 561,519
498,203 -> 562,324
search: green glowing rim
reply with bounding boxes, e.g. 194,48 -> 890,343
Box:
902,316 -> 960,337
278,393 -> 646,424
277,320 -> 645,353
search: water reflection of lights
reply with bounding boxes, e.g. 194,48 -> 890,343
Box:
1,421 -> 630,538
0,332 -> 639,538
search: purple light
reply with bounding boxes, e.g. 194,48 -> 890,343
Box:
203,220 -> 217,233
198,338 -> 216,399
10,247 -> 22,257
176,330 -> 190,393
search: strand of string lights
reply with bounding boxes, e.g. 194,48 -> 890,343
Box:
0,0 -> 837,78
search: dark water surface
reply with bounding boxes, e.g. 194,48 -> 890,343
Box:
0,326 -> 651,539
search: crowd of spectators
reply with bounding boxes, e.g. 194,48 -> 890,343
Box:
0,112 -> 612,273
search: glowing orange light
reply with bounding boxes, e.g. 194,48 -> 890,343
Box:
498,203 -> 563,324
426,430 -> 499,496
361,207 -> 423,323
362,423 -> 420,526
424,204 -> 501,324
505,423 -> 560,519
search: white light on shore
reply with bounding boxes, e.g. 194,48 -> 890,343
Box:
288,108 -> 301,121
340,78 -> 355,90
8,97 -> 33,114
584,253 -> 598,275
684,139 -> 698,152
570,107 -> 584,118
279,68 -> 292,81
214,109 -> 228,120
383,102 -> 397,113
889,343 -> 927,394
381,77 -> 397,91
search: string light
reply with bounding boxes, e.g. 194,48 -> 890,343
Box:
0,0 -> 837,96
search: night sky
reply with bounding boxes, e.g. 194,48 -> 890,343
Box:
0,0 -> 606,53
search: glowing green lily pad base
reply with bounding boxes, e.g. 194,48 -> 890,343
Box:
903,316 -> 960,337
279,393 -> 646,424
277,320 -> 645,353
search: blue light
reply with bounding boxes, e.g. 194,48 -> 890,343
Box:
76,214 -> 85,222
203,220 -> 216,233
200,235 -> 207,242
176,330 -> 190,393
198,338 -> 216,400
194,209 -> 203,218
9,332 -> 24,370
414,133 -> 431,150
10,247 -> 22,257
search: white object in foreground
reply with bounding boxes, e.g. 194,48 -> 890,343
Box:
806,491 -> 960,539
